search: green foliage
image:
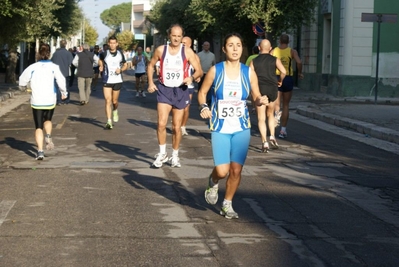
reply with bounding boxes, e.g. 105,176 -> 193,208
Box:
0,0 -> 84,46
239,0 -> 319,37
85,22 -> 99,46
116,31 -> 136,51
148,0 -> 318,46
100,2 -> 132,30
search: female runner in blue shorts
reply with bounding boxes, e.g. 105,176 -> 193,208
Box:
198,33 -> 269,219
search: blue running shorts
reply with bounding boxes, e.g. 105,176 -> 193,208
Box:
157,83 -> 190,109
278,75 -> 294,92
211,129 -> 251,166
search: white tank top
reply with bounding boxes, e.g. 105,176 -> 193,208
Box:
159,44 -> 189,87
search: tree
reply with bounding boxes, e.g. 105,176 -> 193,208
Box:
238,0 -> 318,38
100,2 -> 132,31
0,0 -> 84,83
148,0 -> 318,46
84,21 -> 99,46
116,31 -> 137,51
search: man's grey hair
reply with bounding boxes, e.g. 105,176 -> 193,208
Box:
83,43 -> 90,50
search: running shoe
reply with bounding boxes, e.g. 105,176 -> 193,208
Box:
274,111 -> 282,126
45,134 -> 54,150
142,91 -> 146,98
181,126 -> 188,136
204,175 -> 218,205
269,136 -> 279,149
136,92 -> 140,97
220,202 -> 239,219
278,129 -> 287,139
262,141 -> 269,153
153,153 -> 168,168
105,122 -> 113,129
169,155 -> 181,168
113,110 -> 119,123
36,150 -> 44,160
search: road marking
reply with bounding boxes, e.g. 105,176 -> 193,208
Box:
0,200 -> 16,227
56,115 -> 68,129
0,128 -> 33,131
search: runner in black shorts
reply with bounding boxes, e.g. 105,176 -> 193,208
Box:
251,39 -> 286,152
98,36 -> 127,129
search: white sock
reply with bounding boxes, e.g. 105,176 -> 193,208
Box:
281,127 -> 286,132
210,175 -> 218,188
172,149 -> 179,157
107,119 -> 112,123
160,144 -> 166,155
222,199 -> 232,207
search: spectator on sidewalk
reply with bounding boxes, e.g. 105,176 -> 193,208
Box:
72,43 -> 99,105
51,40 -> 73,105
19,44 -> 68,160
198,41 -> 215,105
68,46 -> 77,87
92,45 -> 100,91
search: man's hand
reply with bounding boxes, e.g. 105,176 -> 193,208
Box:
147,83 -> 158,93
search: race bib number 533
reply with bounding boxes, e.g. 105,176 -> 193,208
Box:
218,100 -> 245,119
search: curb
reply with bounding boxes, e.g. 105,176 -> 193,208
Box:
0,84 -> 27,103
296,105 -> 399,145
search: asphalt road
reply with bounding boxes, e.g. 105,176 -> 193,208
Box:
1,71 -> 399,266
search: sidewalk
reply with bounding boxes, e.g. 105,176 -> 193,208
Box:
1,77 -> 399,145
290,88 -> 399,145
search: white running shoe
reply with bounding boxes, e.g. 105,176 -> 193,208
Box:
181,126 -> 188,136
220,202 -> 239,219
278,129 -> 287,139
169,155 -> 181,168
136,92 -> 140,97
153,153 -> 168,168
45,134 -> 54,150
269,136 -> 279,149
142,91 -> 146,98
204,175 -> 218,205
113,110 -> 119,123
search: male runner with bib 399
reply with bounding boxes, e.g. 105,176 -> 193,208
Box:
147,24 -> 203,168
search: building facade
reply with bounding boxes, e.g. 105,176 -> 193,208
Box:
300,0 -> 399,97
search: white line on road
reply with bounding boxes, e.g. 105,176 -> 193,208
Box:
0,200 -> 16,227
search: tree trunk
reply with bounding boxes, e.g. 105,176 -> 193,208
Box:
5,50 -> 18,84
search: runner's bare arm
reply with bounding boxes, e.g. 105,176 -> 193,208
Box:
147,46 -> 163,92
276,58 -> 286,86
198,66 -> 215,119
183,47 -> 203,85
249,67 -> 268,106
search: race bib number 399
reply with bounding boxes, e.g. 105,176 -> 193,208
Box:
218,100 -> 245,119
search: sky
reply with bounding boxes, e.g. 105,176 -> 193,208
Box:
78,0 -> 130,44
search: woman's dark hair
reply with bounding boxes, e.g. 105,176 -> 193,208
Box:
38,43 -> 51,60
223,33 -> 243,48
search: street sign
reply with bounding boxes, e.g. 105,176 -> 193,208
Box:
361,13 -> 397,23
135,34 -> 145,40
361,13 -> 398,104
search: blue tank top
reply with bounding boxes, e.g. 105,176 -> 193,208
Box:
209,62 -> 251,133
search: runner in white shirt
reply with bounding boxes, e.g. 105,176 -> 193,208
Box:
98,36 -> 127,129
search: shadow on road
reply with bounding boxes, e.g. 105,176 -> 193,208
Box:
121,168 -> 207,212
94,140 -> 153,165
1,137 -> 36,158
